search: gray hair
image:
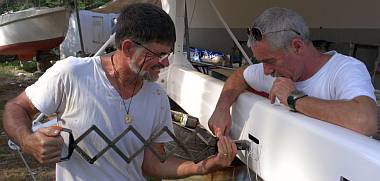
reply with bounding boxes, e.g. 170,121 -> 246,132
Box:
253,7 -> 311,50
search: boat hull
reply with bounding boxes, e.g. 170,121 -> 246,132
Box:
0,37 -> 65,60
0,7 -> 70,60
162,54 -> 380,181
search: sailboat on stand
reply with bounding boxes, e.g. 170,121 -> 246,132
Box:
0,6 -> 70,61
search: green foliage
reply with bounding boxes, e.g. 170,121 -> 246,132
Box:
38,0 -> 66,8
0,0 -> 110,14
21,61 -> 37,72
0,60 -> 37,76
0,61 -> 18,77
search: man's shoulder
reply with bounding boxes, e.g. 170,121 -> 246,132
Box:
246,63 -> 263,68
328,51 -> 363,65
245,63 -> 270,77
58,56 -> 99,68
323,51 -> 365,72
244,63 -> 263,75
51,56 -> 101,75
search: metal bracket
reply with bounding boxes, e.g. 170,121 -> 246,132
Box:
67,124 -> 197,164
65,122 -> 249,164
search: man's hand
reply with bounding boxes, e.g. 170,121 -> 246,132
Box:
208,109 -> 232,136
196,130 -> 238,174
21,127 -> 64,164
211,131 -> 238,168
208,67 -> 248,136
269,77 -> 296,105
142,132 -> 237,178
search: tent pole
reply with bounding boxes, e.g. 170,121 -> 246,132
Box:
93,33 -> 115,57
74,0 -> 85,56
184,0 -> 191,61
207,0 -> 252,65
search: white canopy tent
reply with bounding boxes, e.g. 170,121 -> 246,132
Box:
162,1 -> 380,181
91,1 -> 380,180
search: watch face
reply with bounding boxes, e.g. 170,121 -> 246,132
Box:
287,94 -> 296,110
287,90 -> 306,111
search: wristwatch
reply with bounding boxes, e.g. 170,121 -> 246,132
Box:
287,90 -> 308,112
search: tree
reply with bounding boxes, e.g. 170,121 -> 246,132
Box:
0,0 -> 109,14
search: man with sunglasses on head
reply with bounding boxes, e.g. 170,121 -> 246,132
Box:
208,7 -> 377,137
3,3 -> 237,180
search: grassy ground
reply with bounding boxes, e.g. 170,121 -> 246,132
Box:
0,62 -> 17,77
0,61 -> 55,181
0,60 -> 37,129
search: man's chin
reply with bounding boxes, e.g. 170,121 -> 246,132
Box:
143,73 -> 159,82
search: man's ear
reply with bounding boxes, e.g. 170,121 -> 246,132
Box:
121,39 -> 133,56
290,38 -> 304,55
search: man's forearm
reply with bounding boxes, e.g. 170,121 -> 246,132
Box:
143,155 -> 221,179
3,93 -> 37,147
3,101 -> 34,146
216,67 -> 249,111
295,95 -> 377,136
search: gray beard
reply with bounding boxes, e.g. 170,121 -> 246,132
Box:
129,58 -> 157,82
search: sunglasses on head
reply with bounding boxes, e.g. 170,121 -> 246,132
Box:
246,27 -> 301,47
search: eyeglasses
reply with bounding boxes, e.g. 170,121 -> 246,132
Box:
246,27 -> 301,47
132,40 -> 173,62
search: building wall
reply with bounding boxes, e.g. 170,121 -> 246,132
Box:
189,28 -> 380,55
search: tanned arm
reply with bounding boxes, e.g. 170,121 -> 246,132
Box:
295,95 -> 377,136
142,134 -> 237,179
208,67 -> 250,135
270,77 -> 377,136
3,91 -> 38,147
3,91 -> 64,163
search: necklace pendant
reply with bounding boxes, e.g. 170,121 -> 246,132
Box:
125,114 -> 132,125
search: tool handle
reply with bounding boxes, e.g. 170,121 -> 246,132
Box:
49,126 -> 75,161
171,110 -> 199,129
234,140 -> 250,150
212,139 -> 250,157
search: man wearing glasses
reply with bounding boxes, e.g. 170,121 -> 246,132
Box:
208,7 -> 377,137
3,3 -> 237,180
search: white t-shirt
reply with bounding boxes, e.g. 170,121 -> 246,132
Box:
243,51 -> 376,101
25,56 -> 174,181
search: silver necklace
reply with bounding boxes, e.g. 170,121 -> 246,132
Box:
110,54 -> 143,125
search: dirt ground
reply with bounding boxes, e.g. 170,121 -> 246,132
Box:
0,71 -> 55,181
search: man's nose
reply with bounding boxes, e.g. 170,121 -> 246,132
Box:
158,56 -> 170,67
